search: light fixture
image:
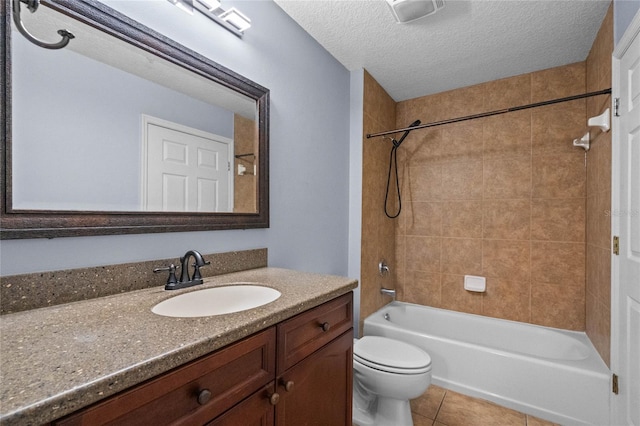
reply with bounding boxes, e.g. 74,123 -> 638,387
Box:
169,0 -> 194,15
385,0 -> 445,24
218,8 -> 251,33
168,0 -> 251,37
196,0 -> 221,12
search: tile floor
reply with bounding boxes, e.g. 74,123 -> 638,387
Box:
410,385 -> 560,426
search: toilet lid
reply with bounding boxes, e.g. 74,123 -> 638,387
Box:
354,336 -> 431,373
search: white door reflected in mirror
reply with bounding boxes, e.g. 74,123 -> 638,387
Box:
143,116 -> 233,212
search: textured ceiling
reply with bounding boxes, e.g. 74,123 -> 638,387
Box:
274,0 -> 611,101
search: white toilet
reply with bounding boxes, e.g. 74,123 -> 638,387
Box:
352,336 -> 432,426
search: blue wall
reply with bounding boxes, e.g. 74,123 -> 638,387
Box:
1,0 -> 352,276
348,69 -> 364,334
615,0 -> 640,44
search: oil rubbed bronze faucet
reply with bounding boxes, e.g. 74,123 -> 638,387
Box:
154,250 -> 210,290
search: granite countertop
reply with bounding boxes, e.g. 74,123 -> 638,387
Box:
0,267 -> 357,425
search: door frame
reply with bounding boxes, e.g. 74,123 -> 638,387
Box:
610,8 -> 640,425
140,114 -> 234,212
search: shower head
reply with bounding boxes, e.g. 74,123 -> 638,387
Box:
393,119 -> 421,147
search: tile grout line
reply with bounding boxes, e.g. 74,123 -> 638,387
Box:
432,389 -> 448,425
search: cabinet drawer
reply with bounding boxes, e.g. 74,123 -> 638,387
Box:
277,292 -> 352,373
55,327 -> 276,426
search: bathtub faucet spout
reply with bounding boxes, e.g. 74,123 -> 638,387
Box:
380,287 -> 396,300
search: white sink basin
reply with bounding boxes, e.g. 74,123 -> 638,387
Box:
152,284 -> 281,318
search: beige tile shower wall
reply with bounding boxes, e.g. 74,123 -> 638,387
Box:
234,114 -> 257,213
395,62 -> 588,330
360,71 -> 398,334
585,4 -> 613,366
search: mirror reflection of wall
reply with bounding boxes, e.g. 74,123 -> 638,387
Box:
10,4 -> 258,214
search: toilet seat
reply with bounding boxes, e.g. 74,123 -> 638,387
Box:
354,336 -> 432,374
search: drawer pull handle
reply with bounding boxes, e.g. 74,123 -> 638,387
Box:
269,392 -> 280,405
320,322 -> 331,331
197,389 -> 212,405
282,380 -> 295,392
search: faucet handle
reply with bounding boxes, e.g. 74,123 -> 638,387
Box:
153,263 -> 179,287
191,259 -> 210,281
378,260 -> 390,277
153,263 -> 178,273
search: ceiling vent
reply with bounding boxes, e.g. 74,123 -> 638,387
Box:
385,0 -> 445,24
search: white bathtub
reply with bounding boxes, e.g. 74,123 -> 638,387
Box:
363,302 -> 611,425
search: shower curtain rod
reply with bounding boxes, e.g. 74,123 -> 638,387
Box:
366,88 -> 612,139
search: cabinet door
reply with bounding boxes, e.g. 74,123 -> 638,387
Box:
275,330 -> 353,426
207,383 -> 276,426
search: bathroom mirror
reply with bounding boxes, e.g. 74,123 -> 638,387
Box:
0,0 -> 269,239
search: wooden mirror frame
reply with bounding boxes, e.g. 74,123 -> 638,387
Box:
0,0 -> 269,239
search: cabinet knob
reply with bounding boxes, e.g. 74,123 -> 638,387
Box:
320,322 -> 330,332
197,389 -> 212,405
269,392 -> 280,406
281,380 -> 295,392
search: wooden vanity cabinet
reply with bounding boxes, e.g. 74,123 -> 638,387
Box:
275,292 -> 353,426
275,331 -> 353,426
54,328 -> 277,426
53,292 -> 353,426
207,383 -> 276,426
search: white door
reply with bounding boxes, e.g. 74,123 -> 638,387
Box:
612,13 -> 640,426
142,116 -> 233,212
